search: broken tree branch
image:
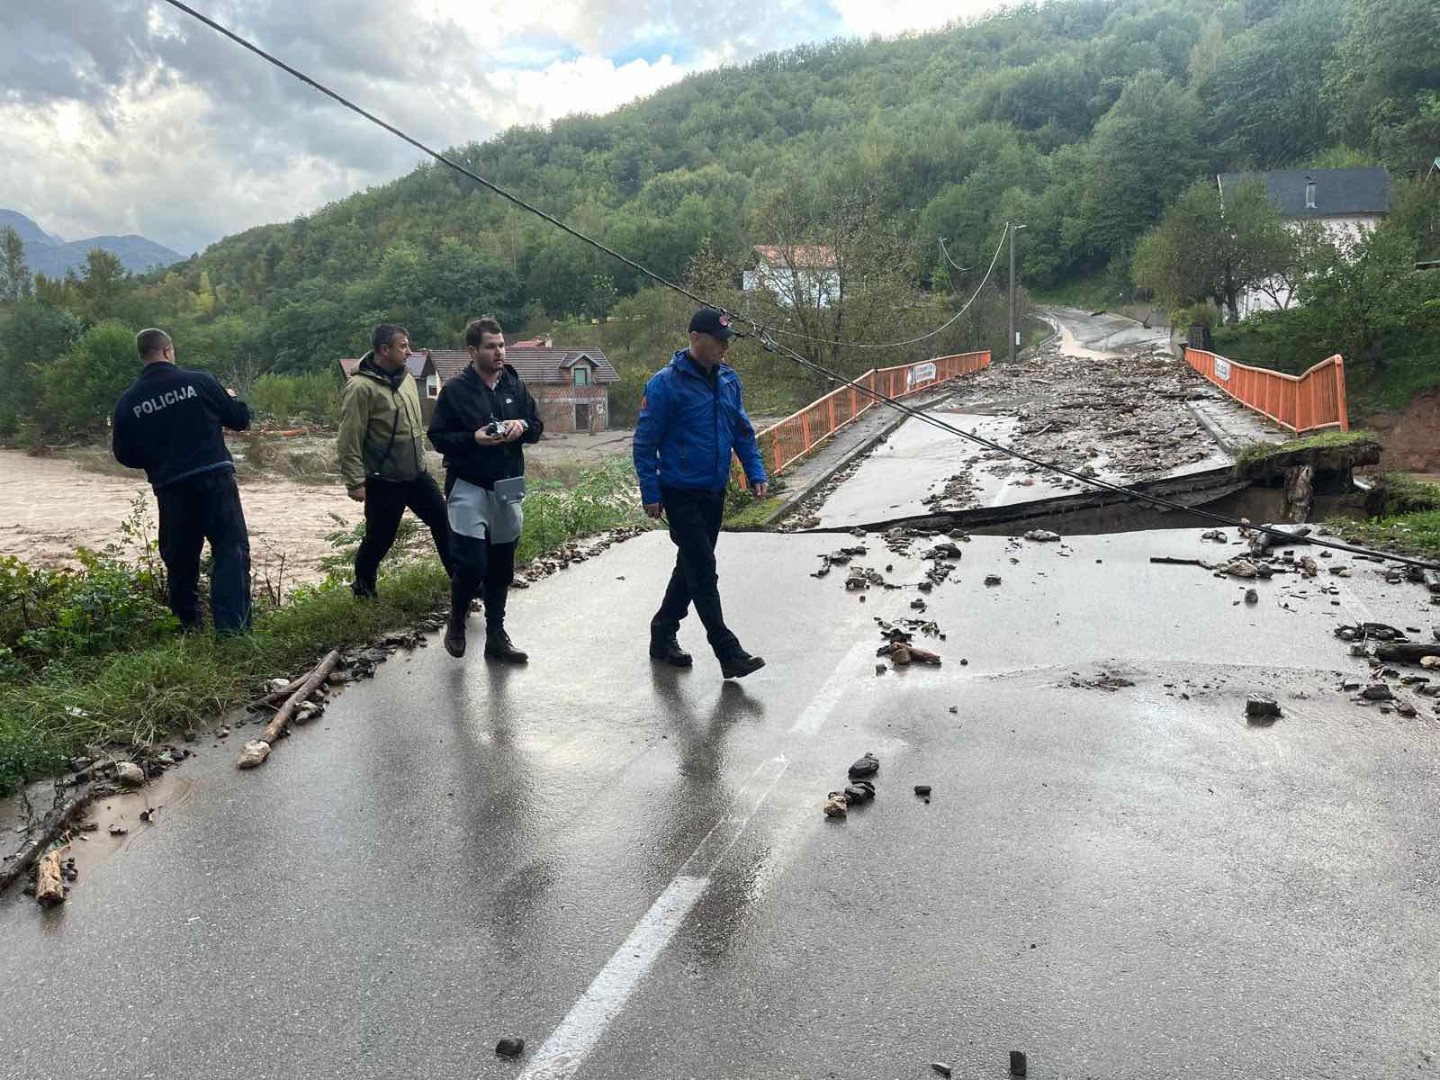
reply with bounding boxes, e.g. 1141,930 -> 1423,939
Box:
1149,557 -> 1208,567
0,789 -> 92,896
34,849 -> 65,907
239,649 -> 342,768
1374,642 -> 1440,665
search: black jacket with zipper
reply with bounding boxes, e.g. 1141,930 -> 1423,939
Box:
426,364 -> 543,493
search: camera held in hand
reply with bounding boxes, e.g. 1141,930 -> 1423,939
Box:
483,420 -> 506,438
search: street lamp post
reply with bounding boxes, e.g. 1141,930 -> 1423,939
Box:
1008,222 -> 1026,364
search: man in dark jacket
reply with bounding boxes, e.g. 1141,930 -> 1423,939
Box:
632,308 -> 768,679
427,316 -> 542,661
112,327 -> 252,633
337,323 -> 453,598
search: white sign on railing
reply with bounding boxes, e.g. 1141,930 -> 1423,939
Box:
1213,357 -> 1231,382
906,361 -> 938,390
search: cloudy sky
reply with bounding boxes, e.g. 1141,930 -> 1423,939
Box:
2,0 -> 1004,255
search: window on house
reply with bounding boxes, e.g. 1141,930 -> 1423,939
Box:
426,375 -> 440,398
572,366 -> 590,387
1305,180 -> 1317,210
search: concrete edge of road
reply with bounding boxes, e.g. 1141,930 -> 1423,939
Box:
747,382 -> 963,530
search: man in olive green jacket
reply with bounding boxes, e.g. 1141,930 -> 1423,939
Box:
337,323 -> 453,597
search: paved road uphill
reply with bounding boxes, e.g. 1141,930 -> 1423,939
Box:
4,524 -> 1439,1079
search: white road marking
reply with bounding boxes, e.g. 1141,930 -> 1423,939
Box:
515,754 -> 789,1080
791,640 -> 878,734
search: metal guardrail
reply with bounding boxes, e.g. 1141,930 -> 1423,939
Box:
1184,348 -> 1349,435
753,352 -> 991,479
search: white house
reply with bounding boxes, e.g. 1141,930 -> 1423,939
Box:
1219,166 -> 1390,318
742,244 -> 841,308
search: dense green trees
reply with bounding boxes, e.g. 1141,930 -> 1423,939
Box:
1,0 -> 1436,440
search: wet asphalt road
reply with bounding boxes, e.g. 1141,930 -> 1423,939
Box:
3,527 -> 1439,1080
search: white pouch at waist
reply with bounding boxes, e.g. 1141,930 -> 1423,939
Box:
447,477 -> 524,544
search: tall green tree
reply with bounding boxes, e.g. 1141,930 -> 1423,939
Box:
0,227 -> 32,304
1132,178 -> 1293,323
1079,71 -> 1203,264
1326,0 -> 1440,167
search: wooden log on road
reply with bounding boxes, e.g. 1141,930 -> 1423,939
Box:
1374,642 -> 1440,664
33,850 -> 65,907
0,791 -> 91,896
239,650 -> 342,768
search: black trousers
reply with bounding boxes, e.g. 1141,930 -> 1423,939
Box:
354,474 -> 453,595
156,468 -> 251,634
450,532 -> 517,634
653,486 -> 740,657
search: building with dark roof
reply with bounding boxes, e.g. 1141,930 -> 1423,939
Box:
1217,167 -> 1391,319
428,344 -> 618,434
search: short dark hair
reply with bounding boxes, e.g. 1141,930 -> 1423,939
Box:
464,317 -> 504,349
372,323 -> 408,352
136,328 -> 172,359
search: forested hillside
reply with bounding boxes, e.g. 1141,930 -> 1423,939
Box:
1,0 -> 1436,438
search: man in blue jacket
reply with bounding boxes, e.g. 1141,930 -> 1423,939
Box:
112,328 -> 252,634
633,308 -> 768,679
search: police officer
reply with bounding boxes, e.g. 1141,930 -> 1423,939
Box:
337,323 -> 453,598
633,308 -> 768,679
112,327 -> 253,634
427,316 -> 542,661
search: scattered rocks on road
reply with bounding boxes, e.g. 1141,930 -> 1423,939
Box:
1246,695 -> 1282,721
114,761 -> 145,788
495,1037 -> 525,1058
848,752 -> 880,779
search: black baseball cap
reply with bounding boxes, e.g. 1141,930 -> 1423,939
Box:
688,308 -> 736,341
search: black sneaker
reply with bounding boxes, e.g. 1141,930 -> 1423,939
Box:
649,635 -> 693,668
443,613 -> 467,658
719,651 -> 766,679
484,629 -> 529,664
351,581 -> 377,600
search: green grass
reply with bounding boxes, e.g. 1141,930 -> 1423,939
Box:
0,459 -> 653,795
0,562 -> 449,793
1234,428 -> 1379,470
1328,474 -> 1440,560
1332,511 -> 1440,560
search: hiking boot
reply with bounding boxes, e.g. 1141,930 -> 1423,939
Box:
719,650 -> 766,679
649,634 -> 693,668
484,629 -> 529,664
443,613 -> 467,658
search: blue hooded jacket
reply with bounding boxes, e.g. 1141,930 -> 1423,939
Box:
633,349 -> 767,505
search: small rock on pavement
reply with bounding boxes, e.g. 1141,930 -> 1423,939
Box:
931,1064 -> 953,1078
1244,588 -> 1258,605
495,1037 -> 525,1058
1362,683 -> 1395,701
823,794 -> 849,819
115,761 -> 145,787
236,741 -> 271,769
1010,1050 -> 1028,1077
848,752 -> 880,779
914,785 -> 932,797
984,574 -> 1003,587
1246,695 -> 1281,720
1024,529 -> 1061,543
1397,700 -> 1418,718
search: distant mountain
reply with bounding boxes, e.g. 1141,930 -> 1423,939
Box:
0,209 -> 184,277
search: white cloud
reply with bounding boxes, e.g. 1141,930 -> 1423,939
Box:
0,0 -> 1012,254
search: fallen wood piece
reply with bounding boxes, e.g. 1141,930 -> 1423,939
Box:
1374,642 -> 1440,664
257,650 -> 342,748
1150,557 -> 1207,567
245,657 -> 330,710
237,650 -> 343,768
34,850 -> 65,907
0,790 -> 92,896
1424,569 -> 1440,594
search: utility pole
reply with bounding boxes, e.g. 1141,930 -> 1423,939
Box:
1008,222 -> 1025,364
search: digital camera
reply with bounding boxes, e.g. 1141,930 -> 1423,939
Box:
484,420 -> 506,437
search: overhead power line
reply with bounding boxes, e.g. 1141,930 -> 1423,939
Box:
154,0 -> 1440,571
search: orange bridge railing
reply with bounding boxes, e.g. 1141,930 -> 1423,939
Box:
1184,348 -> 1349,435
753,351 -> 990,480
